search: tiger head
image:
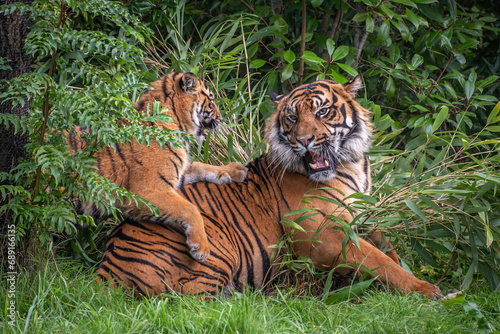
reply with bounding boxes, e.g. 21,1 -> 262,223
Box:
138,72 -> 222,142
177,73 -> 222,142
265,76 -> 372,182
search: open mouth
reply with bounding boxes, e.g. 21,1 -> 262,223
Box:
302,151 -> 336,175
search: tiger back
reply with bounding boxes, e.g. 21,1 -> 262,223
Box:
68,72 -> 247,262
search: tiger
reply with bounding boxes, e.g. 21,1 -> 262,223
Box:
68,72 -> 247,262
95,76 -> 442,299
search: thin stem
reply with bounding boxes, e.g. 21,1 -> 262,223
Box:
240,19 -> 253,145
31,3 -> 67,201
298,0 -> 306,84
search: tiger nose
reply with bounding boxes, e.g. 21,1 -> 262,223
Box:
297,135 -> 315,147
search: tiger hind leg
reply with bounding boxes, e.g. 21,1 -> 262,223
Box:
121,189 -> 210,262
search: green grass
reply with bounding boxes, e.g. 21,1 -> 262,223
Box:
1,259 -> 498,333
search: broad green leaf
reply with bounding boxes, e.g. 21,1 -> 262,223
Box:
336,63 -> 358,76
464,80 -> 474,100
389,44 -> 400,63
432,106 -> 449,132
331,46 -> 349,62
352,12 -> 368,22
366,15 -> 374,33
405,8 -> 420,29
284,49 -> 296,63
380,3 -> 395,18
249,59 -> 266,69
328,70 -> 348,84
454,52 -> 466,65
311,0 -> 324,7
302,51 -> 326,65
411,54 -> 423,69
384,76 -> 396,98
377,20 -> 390,44
282,63 -> 293,82
326,39 -> 335,57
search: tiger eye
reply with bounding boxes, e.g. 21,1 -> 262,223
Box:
317,108 -> 329,117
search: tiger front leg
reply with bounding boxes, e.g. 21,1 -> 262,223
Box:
122,189 -> 211,262
183,161 -> 247,185
291,227 -> 443,299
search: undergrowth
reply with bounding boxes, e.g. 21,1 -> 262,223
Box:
1,259 -> 498,333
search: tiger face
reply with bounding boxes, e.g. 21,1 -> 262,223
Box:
176,73 -> 221,142
266,76 -> 372,183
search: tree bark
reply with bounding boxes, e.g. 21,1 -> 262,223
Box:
0,0 -> 33,271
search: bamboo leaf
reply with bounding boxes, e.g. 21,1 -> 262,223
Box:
432,106 -> 449,132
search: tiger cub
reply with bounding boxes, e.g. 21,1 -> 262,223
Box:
69,72 -> 247,261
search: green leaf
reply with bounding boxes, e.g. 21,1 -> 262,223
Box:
352,12 -> 368,22
377,20 -> 390,44
485,126 -> 500,132
486,101 -> 500,125
464,80 -> 474,100
389,44 -> 400,63
411,54 -> 423,69
302,51 -> 326,65
283,207 -> 320,217
324,278 -> 377,304
311,0 -> 324,7
404,198 -> 428,223
336,63 -> 358,76
330,46 -> 349,62
282,63 -> 293,82
405,8 -> 420,29
249,59 -> 266,69
380,3 -> 395,18
366,15 -> 374,33
432,106 -> 449,132
280,218 -> 306,232
326,39 -> 335,57
284,49 -> 296,63
385,76 -> 396,98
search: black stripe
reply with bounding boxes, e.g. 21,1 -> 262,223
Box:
158,172 -> 175,188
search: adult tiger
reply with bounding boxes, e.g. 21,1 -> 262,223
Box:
96,76 -> 442,299
68,72 -> 247,262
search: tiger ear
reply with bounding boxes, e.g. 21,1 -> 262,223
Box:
180,73 -> 198,93
270,92 -> 284,104
344,75 -> 363,98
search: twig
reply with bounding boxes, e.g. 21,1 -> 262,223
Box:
239,0 -> 254,12
298,0 -> 306,84
240,20 -> 253,145
354,31 -> 369,70
435,250 -> 457,285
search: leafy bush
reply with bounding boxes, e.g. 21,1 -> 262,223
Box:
0,0 -> 170,250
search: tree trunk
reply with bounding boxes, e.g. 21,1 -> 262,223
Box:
0,0 -> 33,272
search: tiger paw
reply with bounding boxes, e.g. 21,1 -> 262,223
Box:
414,280 -> 443,300
186,237 -> 210,262
219,162 -> 247,183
